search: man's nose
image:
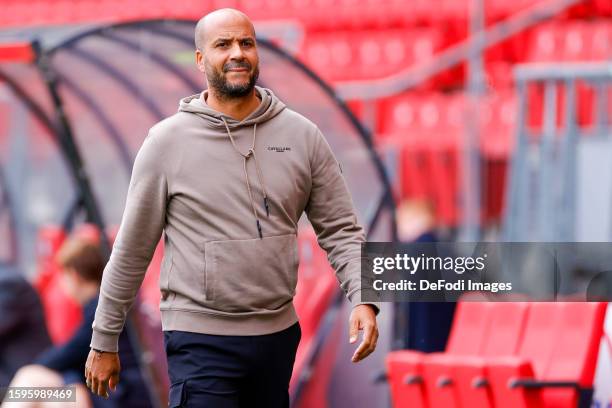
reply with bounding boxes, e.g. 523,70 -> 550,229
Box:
229,42 -> 245,59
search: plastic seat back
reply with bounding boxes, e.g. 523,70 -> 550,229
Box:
446,301 -> 493,355
482,302 -> 530,356
540,302 -> 607,407
386,351 -> 427,408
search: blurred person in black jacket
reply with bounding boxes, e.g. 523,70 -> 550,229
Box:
2,237 -> 150,408
397,199 -> 456,352
0,264 -> 52,400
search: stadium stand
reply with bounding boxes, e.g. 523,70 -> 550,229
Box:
1,0 -> 607,228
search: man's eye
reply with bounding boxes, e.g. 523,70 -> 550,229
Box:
217,42 -> 228,47
241,41 -> 253,47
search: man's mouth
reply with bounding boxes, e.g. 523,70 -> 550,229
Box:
224,63 -> 250,73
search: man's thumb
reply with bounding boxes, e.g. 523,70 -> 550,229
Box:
349,318 -> 359,343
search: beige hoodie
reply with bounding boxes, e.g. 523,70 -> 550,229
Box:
90,86 -> 378,352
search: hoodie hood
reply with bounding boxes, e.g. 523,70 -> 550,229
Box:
178,85 -> 286,129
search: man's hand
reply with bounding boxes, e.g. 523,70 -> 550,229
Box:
84,349 -> 121,398
349,304 -> 379,363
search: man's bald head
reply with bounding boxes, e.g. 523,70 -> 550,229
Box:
194,8 -> 255,51
194,8 -> 260,100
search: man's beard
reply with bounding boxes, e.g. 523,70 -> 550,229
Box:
206,60 -> 259,100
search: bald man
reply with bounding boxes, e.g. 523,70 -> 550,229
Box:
85,8 -> 380,407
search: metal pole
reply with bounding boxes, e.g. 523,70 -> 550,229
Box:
558,79 -> 577,242
503,79 -> 529,242
460,0 -> 485,241
32,40 -> 111,257
537,81 -> 558,241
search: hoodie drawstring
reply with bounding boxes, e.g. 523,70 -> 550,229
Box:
222,119 -> 270,239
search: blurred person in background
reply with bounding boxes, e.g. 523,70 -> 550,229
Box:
396,199 -> 456,352
0,264 -> 51,401
2,237 -> 150,408
396,199 -> 438,243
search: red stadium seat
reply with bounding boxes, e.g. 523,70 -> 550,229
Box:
480,92 -> 517,159
386,300 -> 492,408
484,61 -> 515,89
487,302 -> 565,408
386,351 -> 428,408
487,302 -> 607,408
593,0 -> 612,16
424,131 -> 461,225
474,92 -> 514,222
422,302 -> 530,408
398,133 -> 431,201
486,0 -> 541,22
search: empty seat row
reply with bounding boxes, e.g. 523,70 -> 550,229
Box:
372,86 -> 609,226
3,0 -> 609,29
376,91 -> 518,148
297,20 -> 609,87
245,0 -> 610,30
295,20 -> 609,87
297,28 -> 445,83
487,0 -> 610,22
526,21 -> 611,63
244,0 -> 472,29
386,301 -> 608,408
377,85 -> 609,147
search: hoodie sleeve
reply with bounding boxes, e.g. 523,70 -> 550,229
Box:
90,135 -> 168,352
305,128 -> 380,315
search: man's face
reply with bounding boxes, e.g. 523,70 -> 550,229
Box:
196,19 -> 259,99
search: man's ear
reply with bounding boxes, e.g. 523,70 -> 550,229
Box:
195,49 -> 206,74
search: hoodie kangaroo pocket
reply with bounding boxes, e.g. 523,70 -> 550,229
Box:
204,234 -> 298,313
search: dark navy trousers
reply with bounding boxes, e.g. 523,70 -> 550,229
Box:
164,322 -> 301,408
